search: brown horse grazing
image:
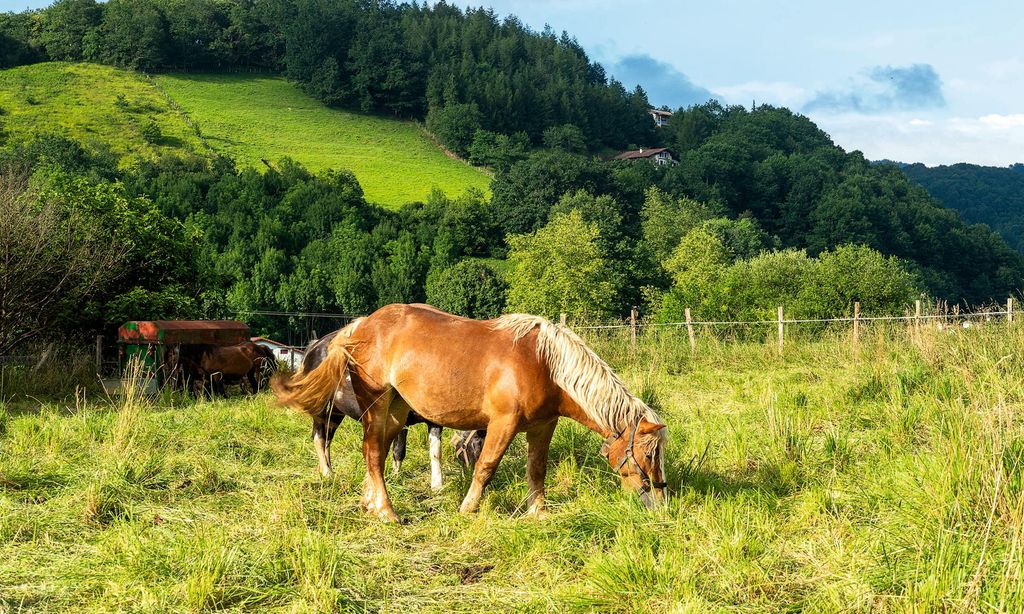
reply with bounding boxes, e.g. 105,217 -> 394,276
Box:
273,304 -> 667,522
178,341 -> 264,396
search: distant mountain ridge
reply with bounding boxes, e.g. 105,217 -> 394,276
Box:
897,162 -> 1024,252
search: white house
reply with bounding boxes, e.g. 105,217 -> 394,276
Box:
649,108 -> 672,127
252,336 -> 305,370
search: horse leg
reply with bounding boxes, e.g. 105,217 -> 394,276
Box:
459,419 -> 518,514
429,425 -> 443,491
526,420 -> 558,518
391,428 -> 407,473
360,388 -> 405,522
324,416 -> 339,472
312,415 -> 335,478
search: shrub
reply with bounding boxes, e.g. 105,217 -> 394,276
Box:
140,119 -> 162,144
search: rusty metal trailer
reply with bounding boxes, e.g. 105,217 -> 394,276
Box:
116,320 -> 250,388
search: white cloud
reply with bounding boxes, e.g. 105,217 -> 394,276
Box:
978,113 -> 1024,129
811,112 -> 1024,166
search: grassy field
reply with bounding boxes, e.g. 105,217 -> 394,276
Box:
0,63 -> 204,166
154,73 -> 492,208
3,324 -> 1024,611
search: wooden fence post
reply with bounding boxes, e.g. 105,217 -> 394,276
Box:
95,335 -> 103,373
1009,298 -> 1015,325
853,302 -> 860,346
629,307 -> 638,350
915,300 -> 922,338
685,308 -> 696,354
560,312 -> 567,327
777,305 -> 784,354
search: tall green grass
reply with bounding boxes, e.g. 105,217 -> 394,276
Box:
153,73 -> 492,208
3,323 -> 1024,611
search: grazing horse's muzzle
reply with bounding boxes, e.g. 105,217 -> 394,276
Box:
601,420 -> 668,509
639,485 -> 667,509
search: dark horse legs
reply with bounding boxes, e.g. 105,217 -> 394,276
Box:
311,413 -> 484,491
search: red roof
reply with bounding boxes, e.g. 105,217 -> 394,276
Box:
118,320 -> 250,346
614,147 -> 671,160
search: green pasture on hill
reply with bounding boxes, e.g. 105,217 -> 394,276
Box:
154,73 -> 492,208
0,63 -> 204,166
4,324 -> 1024,611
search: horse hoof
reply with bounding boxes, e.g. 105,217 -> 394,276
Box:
527,508 -> 550,521
391,459 -> 402,473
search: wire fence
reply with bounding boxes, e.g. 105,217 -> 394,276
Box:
231,298 -> 1018,355
573,309 -> 1013,330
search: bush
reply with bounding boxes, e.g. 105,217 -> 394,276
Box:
140,119 -> 162,144
802,244 -> 922,318
425,260 -> 507,319
657,237 -> 922,323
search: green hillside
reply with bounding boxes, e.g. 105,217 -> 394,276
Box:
0,63 -> 204,165
0,63 -> 491,208
154,73 -> 492,207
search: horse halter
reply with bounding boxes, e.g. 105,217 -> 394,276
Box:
600,420 -> 667,494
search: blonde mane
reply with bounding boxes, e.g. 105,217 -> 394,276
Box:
492,314 -> 661,438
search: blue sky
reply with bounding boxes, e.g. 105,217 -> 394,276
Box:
444,0 -> 1023,166
5,0 -> 1022,165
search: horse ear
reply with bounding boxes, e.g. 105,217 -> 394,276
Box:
638,420 -> 667,435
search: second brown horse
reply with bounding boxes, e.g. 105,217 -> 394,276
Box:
273,304 -> 667,522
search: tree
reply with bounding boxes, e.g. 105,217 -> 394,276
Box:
0,12 -> 44,68
488,149 -> 611,236
542,124 -> 586,152
37,0 -> 102,61
426,260 -> 507,319
371,231 -> 426,306
426,102 -> 482,157
0,168 -> 203,352
468,130 -> 529,171
639,187 -> 727,264
0,172 -> 121,353
505,209 -> 620,320
93,0 -> 171,69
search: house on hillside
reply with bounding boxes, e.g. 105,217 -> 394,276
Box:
252,336 -> 304,370
649,108 -> 672,127
613,147 -> 676,166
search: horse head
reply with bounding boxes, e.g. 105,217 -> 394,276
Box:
600,418 -> 668,509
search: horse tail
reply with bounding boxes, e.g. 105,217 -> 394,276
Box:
271,334 -> 354,418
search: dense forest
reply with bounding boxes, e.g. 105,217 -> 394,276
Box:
2,0 -> 1023,351
902,162 -> 1024,253
0,0 -> 657,151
